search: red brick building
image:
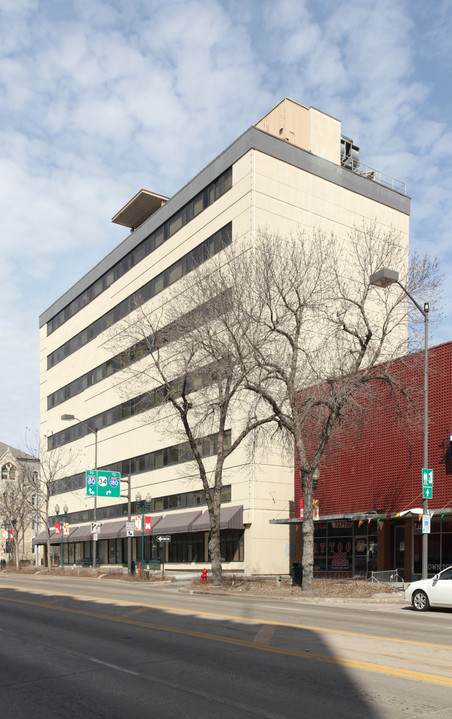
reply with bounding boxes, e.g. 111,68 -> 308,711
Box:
293,341 -> 452,580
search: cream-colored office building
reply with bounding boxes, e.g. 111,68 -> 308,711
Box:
38,98 -> 410,574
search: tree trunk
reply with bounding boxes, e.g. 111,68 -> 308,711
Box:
46,535 -> 52,569
207,497 -> 223,586
301,469 -> 314,591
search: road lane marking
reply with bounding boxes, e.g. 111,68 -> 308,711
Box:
253,625 -> 275,644
0,584 -> 451,652
89,657 -> 140,676
1,592 -> 452,687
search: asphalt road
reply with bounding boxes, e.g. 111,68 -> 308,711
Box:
0,574 -> 451,718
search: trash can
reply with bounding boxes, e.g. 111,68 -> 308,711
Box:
131,560 -> 136,574
291,562 -> 303,587
0,559 -> 5,569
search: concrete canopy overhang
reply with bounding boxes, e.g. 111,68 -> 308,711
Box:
112,190 -> 169,230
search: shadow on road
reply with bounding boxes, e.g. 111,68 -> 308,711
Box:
0,586 -> 383,719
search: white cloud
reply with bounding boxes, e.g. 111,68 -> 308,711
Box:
0,0 -> 451,446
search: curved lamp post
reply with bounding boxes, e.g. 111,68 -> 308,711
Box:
61,414 -> 98,569
370,268 -> 429,579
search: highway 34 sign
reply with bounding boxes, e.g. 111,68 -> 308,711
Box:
86,470 -> 121,497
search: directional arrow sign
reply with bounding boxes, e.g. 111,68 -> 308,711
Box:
422,468 -> 433,487
85,470 -> 121,497
423,486 -> 433,499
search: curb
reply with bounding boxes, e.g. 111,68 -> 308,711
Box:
182,587 -> 405,604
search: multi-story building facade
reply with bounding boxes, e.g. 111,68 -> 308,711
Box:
0,442 -> 38,567
38,98 -> 410,574
290,341 -> 452,581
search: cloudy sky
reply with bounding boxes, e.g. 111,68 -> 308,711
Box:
1,0 -> 451,449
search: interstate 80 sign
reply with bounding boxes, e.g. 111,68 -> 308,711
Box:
85,470 -> 121,497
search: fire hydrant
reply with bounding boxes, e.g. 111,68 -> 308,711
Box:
201,568 -> 208,584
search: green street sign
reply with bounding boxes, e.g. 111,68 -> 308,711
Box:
85,470 -> 121,497
423,485 -> 433,500
422,468 -> 433,487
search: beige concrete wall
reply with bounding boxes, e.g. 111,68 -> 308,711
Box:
39,126 -> 409,575
255,98 -> 341,164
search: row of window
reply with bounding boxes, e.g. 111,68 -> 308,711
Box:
48,357 -> 220,451
47,224 -> 232,369
47,292 -> 227,410
57,527 -> 243,565
51,486 -> 232,526
50,431 -> 231,497
47,167 -> 232,335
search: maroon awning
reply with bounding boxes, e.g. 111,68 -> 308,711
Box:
153,510 -> 202,535
191,505 -> 244,533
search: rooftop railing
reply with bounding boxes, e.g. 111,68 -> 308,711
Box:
343,159 -> 406,195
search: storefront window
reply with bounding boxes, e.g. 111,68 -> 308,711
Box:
313,524 -> 327,571
313,521 -> 377,574
442,523 -> 452,567
97,540 -> 106,565
414,518 -> 452,574
354,537 -> 368,575
220,531 -> 244,562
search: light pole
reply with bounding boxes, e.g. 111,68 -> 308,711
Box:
61,414 -> 98,569
121,474 -> 132,574
54,503 -> 68,569
370,267 -> 429,579
136,492 -> 151,577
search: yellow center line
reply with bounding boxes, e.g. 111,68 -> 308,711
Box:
0,583 -> 451,653
1,591 -> 452,687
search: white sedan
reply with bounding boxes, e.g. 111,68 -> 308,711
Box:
404,566 -> 452,611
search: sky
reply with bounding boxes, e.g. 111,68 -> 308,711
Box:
0,0 -> 451,450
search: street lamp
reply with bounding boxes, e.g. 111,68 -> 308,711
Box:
54,503 -> 68,569
136,492 -> 151,577
312,468 -> 320,491
370,267 -> 429,579
61,414 -> 98,569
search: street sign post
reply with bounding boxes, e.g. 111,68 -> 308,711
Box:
422,514 -> 431,534
422,468 -> 433,500
85,470 -> 121,497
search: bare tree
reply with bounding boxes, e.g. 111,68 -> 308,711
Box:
108,283 -> 275,586
21,432 -> 75,569
0,450 -> 39,567
199,224 -> 442,591
0,472 -> 28,567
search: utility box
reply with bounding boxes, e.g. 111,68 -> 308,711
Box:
291,562 -> 303,587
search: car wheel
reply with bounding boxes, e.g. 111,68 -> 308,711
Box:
412,590 -> 430,611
